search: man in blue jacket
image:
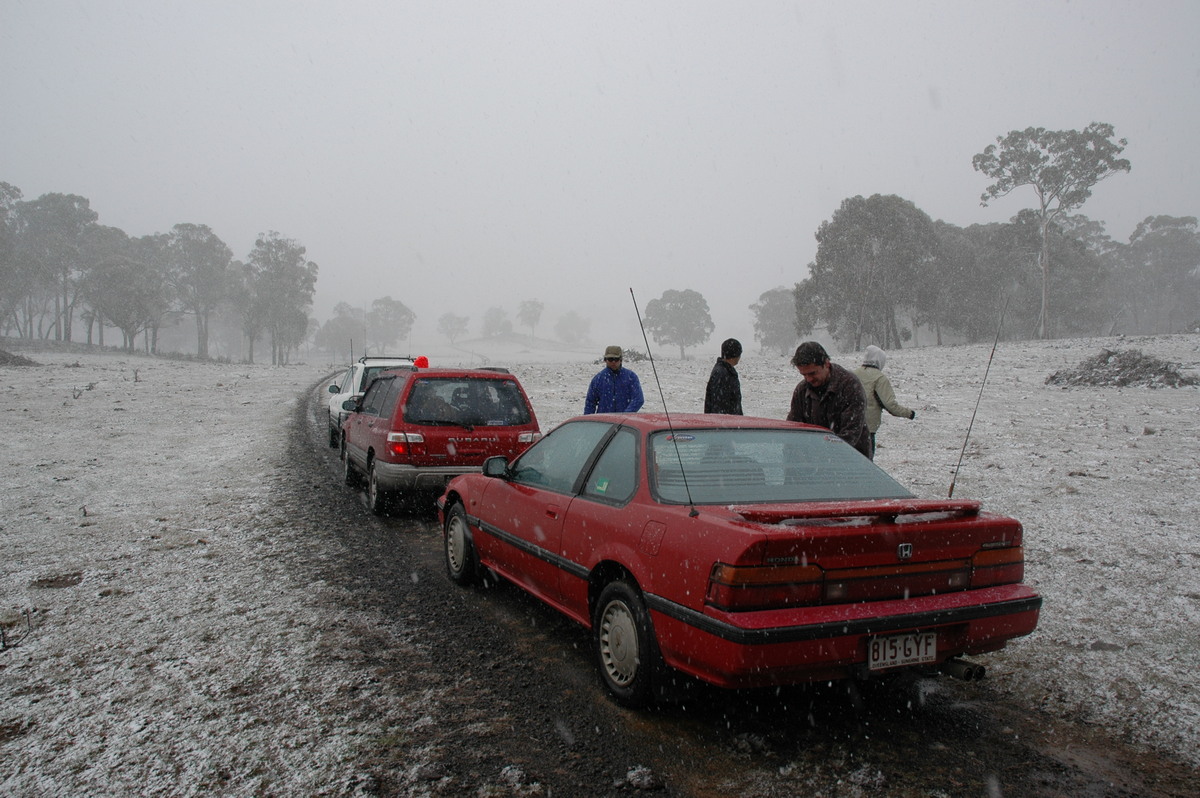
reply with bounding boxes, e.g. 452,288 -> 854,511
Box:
584,346 -> 645,414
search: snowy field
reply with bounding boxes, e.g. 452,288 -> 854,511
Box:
1,333 -> 1198,793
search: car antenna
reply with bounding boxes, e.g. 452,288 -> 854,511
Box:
630,288 -> 699,517
948,294 -> 1009,498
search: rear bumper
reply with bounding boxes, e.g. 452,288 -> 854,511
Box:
645,585 -> 1042,688
373,461 -> 483,492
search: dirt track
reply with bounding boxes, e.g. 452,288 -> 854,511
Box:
288,378 -> 1198,797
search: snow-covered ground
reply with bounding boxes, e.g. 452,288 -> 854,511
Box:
1,334 -> 1198,794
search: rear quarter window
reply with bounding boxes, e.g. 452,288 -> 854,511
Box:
360,377 -> 394,416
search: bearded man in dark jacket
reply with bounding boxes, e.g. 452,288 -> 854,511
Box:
704,338 -> 743,414
786,341 -> 871,458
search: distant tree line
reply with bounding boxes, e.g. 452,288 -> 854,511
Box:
784,199 -> 1200,353
0,181 -> 317,363
8,122 -> 1195,364
574,123 -> 1197,359
773,122 -> 1199,354
314,298 -> 416,358
431,300 -> 593,348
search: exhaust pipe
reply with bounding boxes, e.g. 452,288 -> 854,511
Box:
939,658 -> 986,681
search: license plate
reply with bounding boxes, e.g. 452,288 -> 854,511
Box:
868,632 -> 937,670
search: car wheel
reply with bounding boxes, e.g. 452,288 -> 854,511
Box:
342,439 -> 357,486
443,502 -> 478,586
367,461 -> 390,515
594,580 -> 660,708
328,413 -> 339,448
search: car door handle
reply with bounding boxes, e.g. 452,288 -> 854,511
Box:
545,506 -> 560,520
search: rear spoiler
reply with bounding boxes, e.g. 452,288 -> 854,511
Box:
734,498 -> 981,524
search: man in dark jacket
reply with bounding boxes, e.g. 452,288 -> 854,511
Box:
786,341 -> 871,458
704,338 -> 743,414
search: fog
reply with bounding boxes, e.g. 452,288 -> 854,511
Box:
3,0 -> 1198,350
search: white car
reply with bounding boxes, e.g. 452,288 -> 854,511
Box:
326,356 -> 416,446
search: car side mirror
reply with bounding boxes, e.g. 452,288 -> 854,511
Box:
328,384 -> 339,394
482,456 -> 509,478
342,398 -> 360,412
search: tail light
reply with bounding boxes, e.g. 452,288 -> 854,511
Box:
386,432 -> 425,458
970,546 -> 1025,587
824,560 -> 970,602
518,432 -> 542,444
707,545 -> 1025,612
706,563 -> 823,611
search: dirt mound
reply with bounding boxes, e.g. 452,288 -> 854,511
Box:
1045,348 -> 1197,388
0,349 -> 39,367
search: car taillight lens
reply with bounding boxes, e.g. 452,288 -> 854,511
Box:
706,563 -> 823,611
970,546 -> 1025,587
386,432 -> 425,458
518,431 -> 542,444
823,560 -> 971,602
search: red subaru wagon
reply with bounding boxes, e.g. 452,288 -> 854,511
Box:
341,366 -> 541,513
438,413 -> 1041,707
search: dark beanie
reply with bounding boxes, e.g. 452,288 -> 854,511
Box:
721,338 -> 742,359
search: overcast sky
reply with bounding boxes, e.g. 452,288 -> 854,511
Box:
4,0 -> 1198,352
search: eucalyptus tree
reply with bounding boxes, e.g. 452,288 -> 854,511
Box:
14,192 -> 98,341
481,307 -> 512,338
801,194 -> 938,350
973,122 -> 1130,339
167,223 -> 234,359
0,182 -> 27,333
750,286 -> 799,355
84,230 -> 172,352
245,232 -> 318,364
517,299 -> 544,338
130,233 -> 175,353
79,224 -> 132,345
920,220 -> 1033,345
642,288 -> 714,358
315,302 -> 366,357
965,211 -> 1109,339
366,296 -> 416,353
437,312 -> 469,344
553,310 -> 589,345
1121,216 -> 1200,334
228,261 -> 266,363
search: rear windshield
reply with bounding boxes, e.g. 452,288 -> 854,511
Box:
403,377 -> 532,427
649,427 -> 913,505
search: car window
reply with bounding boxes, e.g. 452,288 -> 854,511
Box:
650,428 -> 913,504
360,366 -> 389,392
403,379 -> 462,425
376,376 -> 405,421
476,379 -> 532,426
402,377 -> 531,427
360,377 -> 393,416
582,425 -> 638,504
338,368 -> 355,393
510,420 -> 613,495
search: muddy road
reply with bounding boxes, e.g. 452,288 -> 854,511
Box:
287,380 -> 1196,797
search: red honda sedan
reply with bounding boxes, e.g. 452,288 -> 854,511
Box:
437,413 -> 1041,707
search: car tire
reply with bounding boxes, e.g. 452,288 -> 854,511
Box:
443,503 -> 479,586
594,580 -> 661,708
367,461 -> 390,515
342,439 -> 358,486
